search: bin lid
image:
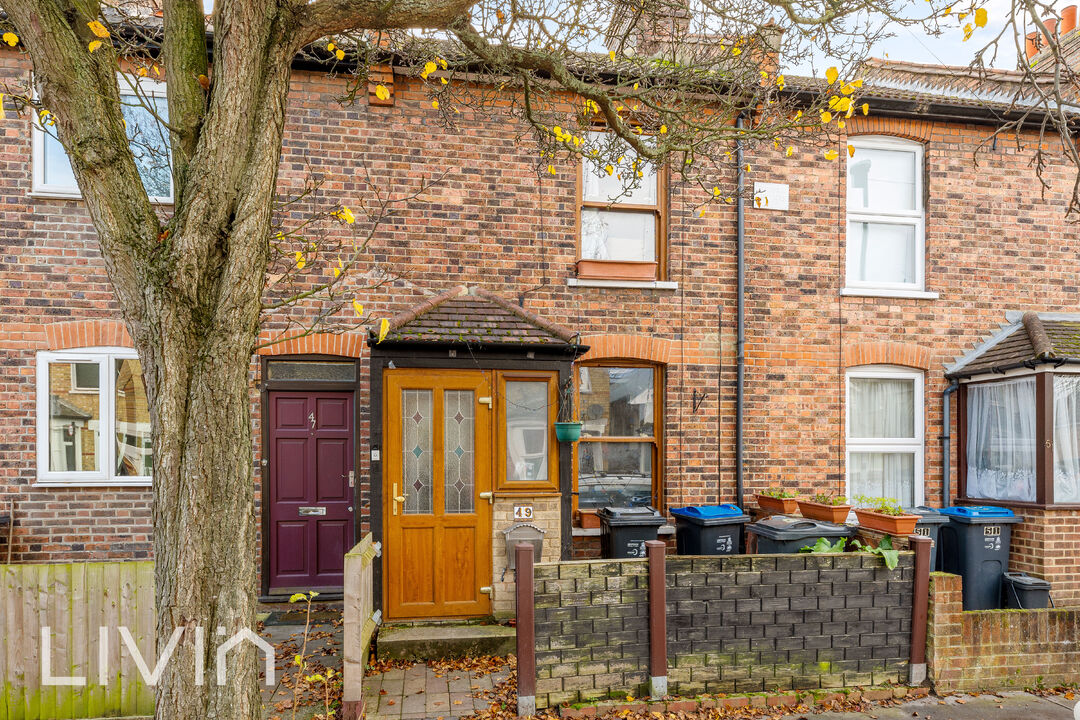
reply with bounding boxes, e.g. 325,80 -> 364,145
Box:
1002,571 -> 1051,590
938,506 -> 1020,524
669,505 -> 747,526
597,506 -> 666,527
747,514 -> 854,540
910,506 -> 949,525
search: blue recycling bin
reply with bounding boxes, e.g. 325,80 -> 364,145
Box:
938,506 -> 1021,610
671,505 -> 750,555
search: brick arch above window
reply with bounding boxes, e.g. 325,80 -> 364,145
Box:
846,117 -> 933,143
46,320 -> 132,350
256,332 -> 365,358
843,341 -> 932,371
578,334 -> 675,364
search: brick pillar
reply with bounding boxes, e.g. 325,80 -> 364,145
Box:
926,572 -> 964,693
515,543 -> 537,716
645,540 -> 667,699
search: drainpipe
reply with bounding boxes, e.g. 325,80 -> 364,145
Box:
941,381 -> 959,507
735,114 -> 746,509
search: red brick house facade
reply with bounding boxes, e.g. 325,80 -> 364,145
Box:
1,43 -> 1079,614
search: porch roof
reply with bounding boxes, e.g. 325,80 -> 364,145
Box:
370,286 -> 581,348
945,311 -> 1080,379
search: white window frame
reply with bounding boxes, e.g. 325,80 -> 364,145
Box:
844,136 -> 925,295
31,75 -> 173,203
845,365 -> 925,507
36,347 -> 151,487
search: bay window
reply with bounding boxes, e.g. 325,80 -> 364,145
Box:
846,367 -> 924,507
37,349 -> 152,485
845,137 -> 925,294
575,364 -> 660,510
578,131 -> 664,281
1054,375 -> 1080,503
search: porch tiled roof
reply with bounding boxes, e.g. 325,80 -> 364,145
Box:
375,286 -> 579,346
945,311 -> 1080,378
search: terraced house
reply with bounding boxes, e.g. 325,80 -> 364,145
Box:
1,22 -> 1079,621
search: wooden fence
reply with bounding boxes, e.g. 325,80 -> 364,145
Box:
341,534 -> 380,720
1,561 -> 155,720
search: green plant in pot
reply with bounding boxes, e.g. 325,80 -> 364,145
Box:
755,486 -> 801,514
796,493 -> 852,523
554,374 -> 582,442
852,495 -> 920,535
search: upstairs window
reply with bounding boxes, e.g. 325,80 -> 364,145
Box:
32,77 -> 173,202
578,131 -> 664,281
845,137 -> 924,293
36,349 -> 152,486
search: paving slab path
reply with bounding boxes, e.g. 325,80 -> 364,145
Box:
363,662 -> 512,720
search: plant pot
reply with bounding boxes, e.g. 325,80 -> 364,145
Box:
554,421 -> 583,442
578,510 -> 601,529
755,494 -> 799,514
853,509 -> 919,535
797,500 -> 852,523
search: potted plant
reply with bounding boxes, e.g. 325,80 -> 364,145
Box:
797,493 -> 852,523
577,509 -> 602,529
554,375 -> 582,443
852,496 -> 920,535
755,487 -> 800,514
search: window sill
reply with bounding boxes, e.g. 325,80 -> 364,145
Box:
34,480 -> 152,488
954,497 -> 1080,511
572,523 -> 675,537
840,287 -> 940,300
30,190 -> 174,206
567,278 -> 678,290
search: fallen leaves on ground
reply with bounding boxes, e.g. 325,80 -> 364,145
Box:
430,654 -> 516,678
365,656 -> 417,675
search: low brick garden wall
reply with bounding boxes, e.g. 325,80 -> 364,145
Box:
526,549 -> 916,709
927,572 -> 1080,693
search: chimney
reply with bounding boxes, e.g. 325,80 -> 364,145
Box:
1042,17 -> 1058,43
1026,31 -> 1040,58
1062,5 -> 1077,35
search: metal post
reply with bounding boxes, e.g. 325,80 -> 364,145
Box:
646,540 -> 668,699
909,535 -> 932,684
515,543 -> 536,716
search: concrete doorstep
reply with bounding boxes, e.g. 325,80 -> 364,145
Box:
377,623 -> 516,661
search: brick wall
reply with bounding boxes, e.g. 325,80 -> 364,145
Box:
0,43 -> 1077,606
530,552 -> 913,708
927,572 -> 1080,693
533,559 -> 651,708
491,496 -> 561,617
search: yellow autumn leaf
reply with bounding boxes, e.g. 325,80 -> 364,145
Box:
153,65 -> 161,76
327,42 -> 336,51
963,23 -> 973,40
824,149 -> 839,160
441,77 -> 448,85
975,7 -> 988,27
288,593 -> 307,603
862,103 -> 870,115
87,20 -> 110,38
0,94 -> 5,121
2,32 -> 19,47
377,318 -> 390,343
608,50 -> 616,62
834,97 -> 852,112
335,49 -> 345,61
604,164 -> 614,176
825,66 -> 839,84
828,95 -> 840,108
88,40 -> 103,53
732,47 -> 741,56
786,146 -> 794,157
837,120 -> 846,129
847,144 -> 855,157
332,206 -> 355,224
423,61 -> 437,78
852,79 -> 863,88
820,111 -> 833,123
437,57 -> 447,70
137,67 -> 148,77
334,261 -> 343,278
352,300 -> 364,317
659,124 -> 667,134
375,84 -> 390,101
713,186 -> 721,197
547,164 -> 555,175
431,99 -> 439,109
294,251 -> 305,269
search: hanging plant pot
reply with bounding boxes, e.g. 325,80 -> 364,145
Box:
854,509 -> 919,535
755,494 -> 799,514
797,499 -> 852,523
554,421 -> 583,443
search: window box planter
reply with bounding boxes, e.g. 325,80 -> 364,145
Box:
797,499 -> 852,523
576,260 -> 658,282
755,494 -> 799,514
554,421 -> 583,442
853,508 -> 919,535
578,510 -> 601,529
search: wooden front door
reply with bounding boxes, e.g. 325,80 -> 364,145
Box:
267,391 -> 355,593
384,369 -> 493,619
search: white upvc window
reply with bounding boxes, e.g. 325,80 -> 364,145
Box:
846,366 -> 924,507
845,137 -> 925,294
31,76 -> 173,202
36,348 -> 153,486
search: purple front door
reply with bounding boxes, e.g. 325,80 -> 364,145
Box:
268,391 -> 355,593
